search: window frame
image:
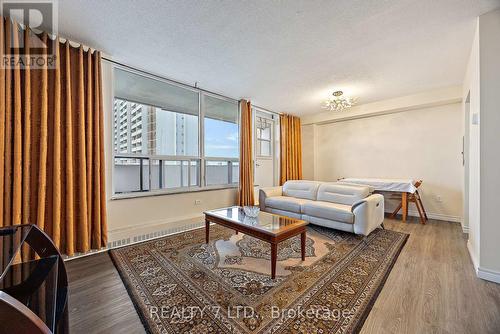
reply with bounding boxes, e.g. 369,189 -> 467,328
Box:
255,114 -> 274,160
110,64 -> 240,200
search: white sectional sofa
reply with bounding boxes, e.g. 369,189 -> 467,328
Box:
259,180 -> 385,236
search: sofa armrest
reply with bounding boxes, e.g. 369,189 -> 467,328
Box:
259,186 -> 282,211
351,194 -> 385,236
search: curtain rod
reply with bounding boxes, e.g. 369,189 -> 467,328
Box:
101,56 -> 282,116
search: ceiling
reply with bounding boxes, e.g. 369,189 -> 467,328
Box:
58,0 -> 500,116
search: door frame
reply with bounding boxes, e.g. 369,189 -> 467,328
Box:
252,107 -> 280,187
463,91 -> 471,230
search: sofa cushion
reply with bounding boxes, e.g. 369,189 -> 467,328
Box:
302,201 -> 354,223
317,183 -> 370,206
265,196 -> 313,214
282,180 -> 320,200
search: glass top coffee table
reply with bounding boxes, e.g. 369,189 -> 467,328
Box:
204,206 -> 309,279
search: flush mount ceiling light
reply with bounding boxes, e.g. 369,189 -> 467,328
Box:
322,91 -> 357,111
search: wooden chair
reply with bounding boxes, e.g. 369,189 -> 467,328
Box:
389,180 -> 428,224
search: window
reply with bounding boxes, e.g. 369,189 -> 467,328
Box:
203,95 -> 239,158
203,95 -> 239,186
256,116 -> 272,157
112,67 -> 239,196
113,157 -> 150,193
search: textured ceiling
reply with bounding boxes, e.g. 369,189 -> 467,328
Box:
58,0 -> 500,115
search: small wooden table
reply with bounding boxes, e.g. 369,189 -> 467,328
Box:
339,178 -> 418,223
204,206 -> 308,279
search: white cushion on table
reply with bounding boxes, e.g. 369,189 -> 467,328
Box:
339,178 -> 417,193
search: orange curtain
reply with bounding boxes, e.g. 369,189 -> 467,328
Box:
0,18 -> 107,256
280,114 -> 302,185
238,99 -> 255,206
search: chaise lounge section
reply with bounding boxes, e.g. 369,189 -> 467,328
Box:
259,180 -> 385,236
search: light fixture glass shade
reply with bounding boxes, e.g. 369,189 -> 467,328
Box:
322,91 -> 356,111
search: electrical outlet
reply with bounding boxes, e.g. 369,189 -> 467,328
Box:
195,199 -> 201,205
435,195 -> 442,203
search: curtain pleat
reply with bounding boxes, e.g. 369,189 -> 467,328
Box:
0,17 -> 3,274
4,20 -> 13,228
75,46 -> 89,251
0,14 -> 4,230
85,50 -> 93,245
37,33 -> 49,231
280,114 -> 303,185
21,28 -> 31,227
97,54 -> 107,248
237,100 -> 255,206
0,17 -> 107,256
12,23 -> 22,227
64,41 -> 75,255
51,38 -> 62,247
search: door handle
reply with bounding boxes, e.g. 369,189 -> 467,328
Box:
462,136 -> 465,166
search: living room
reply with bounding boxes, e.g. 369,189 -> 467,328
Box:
1,1 -> 500,333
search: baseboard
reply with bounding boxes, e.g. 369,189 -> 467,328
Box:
106,213 -> 205,247
388,209 -> 462,223
108,213 -> 203,235
461,224 -> 469,233
64,214 -> 206,261
467,240 -> 500,284
477,267 -> 500,284
107,219 -> 205,248
467,239 -> 479,271
65,219 -> 205,261
410,210 -> 461,223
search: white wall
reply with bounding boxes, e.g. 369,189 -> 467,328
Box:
312,103 -> 463,221
478,8 -> 500,276
102,61 -> 238,242
462,20 -> 481,270
461,9 -> 500,283
301,124 -> 316,180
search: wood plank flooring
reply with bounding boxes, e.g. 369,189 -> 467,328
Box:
66,217 -> 500,334
360,218 -> 500,334
67,250 -> 146,334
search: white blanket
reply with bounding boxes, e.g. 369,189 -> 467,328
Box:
338,178 -> 417,193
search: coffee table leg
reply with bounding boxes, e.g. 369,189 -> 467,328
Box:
271,243 -> 277,279
205,219 -> 210,243
301,231 -> 306,261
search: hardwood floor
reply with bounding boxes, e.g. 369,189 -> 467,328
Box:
67,250 -> 146,334
361,217 -> 500,334
66,217 -> 500,334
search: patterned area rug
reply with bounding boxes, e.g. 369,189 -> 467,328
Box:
110,224 -> 408,334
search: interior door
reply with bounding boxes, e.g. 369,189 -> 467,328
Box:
253,111 -> 278,203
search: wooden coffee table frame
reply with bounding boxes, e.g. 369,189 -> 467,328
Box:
204,212 -> 307,279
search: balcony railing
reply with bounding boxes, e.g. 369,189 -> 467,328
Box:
113,154 -> 238,196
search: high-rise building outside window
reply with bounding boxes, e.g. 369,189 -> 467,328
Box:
112,67 -> 239,196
